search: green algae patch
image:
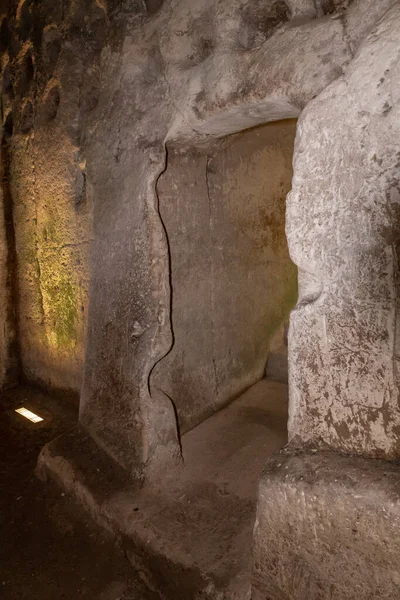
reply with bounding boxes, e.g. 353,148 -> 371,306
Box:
44,275 -> 79,349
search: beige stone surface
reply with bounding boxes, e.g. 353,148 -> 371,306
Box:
2,0 -> 400,472
79,0 -> 361,472
287,2 -> 400,457
2,1 -> 399,597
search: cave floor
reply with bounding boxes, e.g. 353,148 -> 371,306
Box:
0,384 -> 160,600
38,379 -> 288,599
135,378 -> 289,598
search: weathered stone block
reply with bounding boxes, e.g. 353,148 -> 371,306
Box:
253,450 -> 400,600
287,2 -> 400,457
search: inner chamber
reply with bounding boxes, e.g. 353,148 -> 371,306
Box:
152,119 -> 298,434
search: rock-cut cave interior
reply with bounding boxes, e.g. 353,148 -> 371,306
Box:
1,0 -> 400,599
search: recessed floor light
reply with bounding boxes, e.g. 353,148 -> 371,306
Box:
15,407 -> 43,423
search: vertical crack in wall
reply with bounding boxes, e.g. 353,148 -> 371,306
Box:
389,187 -> 399,431
145,141 -> 182,467
147,142 -> 175,386
205,152 -> 219,403
1,133 -> 20,387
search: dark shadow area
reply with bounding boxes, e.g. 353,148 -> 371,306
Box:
1,119 -> 20,387
0,385 -> 159,599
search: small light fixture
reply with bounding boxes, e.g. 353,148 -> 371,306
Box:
15,407 -> 43,423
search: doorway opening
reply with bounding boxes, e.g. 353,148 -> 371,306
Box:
143,118 -> 298,597
153,119 -> 297,433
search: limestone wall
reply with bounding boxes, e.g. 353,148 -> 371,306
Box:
12,124 -> 93,392
2,0 -> 399,472
0,0 -> 103,392
287,2 -> 400,457
153,121 -> 297,433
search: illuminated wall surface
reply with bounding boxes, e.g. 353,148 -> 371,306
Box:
0,0 -> 101,392
12,131 -> 92,391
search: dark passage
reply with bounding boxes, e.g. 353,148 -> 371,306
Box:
0,385 -> 159,600
1,118 -> 20,387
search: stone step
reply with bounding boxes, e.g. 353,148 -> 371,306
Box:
37,380 -> 288,599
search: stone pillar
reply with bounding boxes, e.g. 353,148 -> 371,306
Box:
286,3 -> 400,459
253,4 -> 400,599
79,146 -> 180,477
78,41 -> 180,479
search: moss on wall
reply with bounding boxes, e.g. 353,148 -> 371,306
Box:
11,128 -> 92,392
43,275 -> 78,348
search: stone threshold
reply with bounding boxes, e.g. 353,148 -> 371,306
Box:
253,448 -> 400,600
37,380 -> 288,600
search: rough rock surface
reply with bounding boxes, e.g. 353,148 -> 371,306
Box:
1,0 -> 101,392
2,0 -> 400,598
2,0 -> 399,474
287,1 -> 400,458
0,120 -> 18,389
79,0 -> 364,475
253,450 -> 400,600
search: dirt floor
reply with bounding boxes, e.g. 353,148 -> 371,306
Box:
0,384 -> 159,600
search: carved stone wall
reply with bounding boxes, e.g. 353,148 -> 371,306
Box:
1,0 -> 399,474
0,0 -> 105,392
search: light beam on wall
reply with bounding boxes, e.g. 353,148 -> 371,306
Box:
15,407 -> 43,423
